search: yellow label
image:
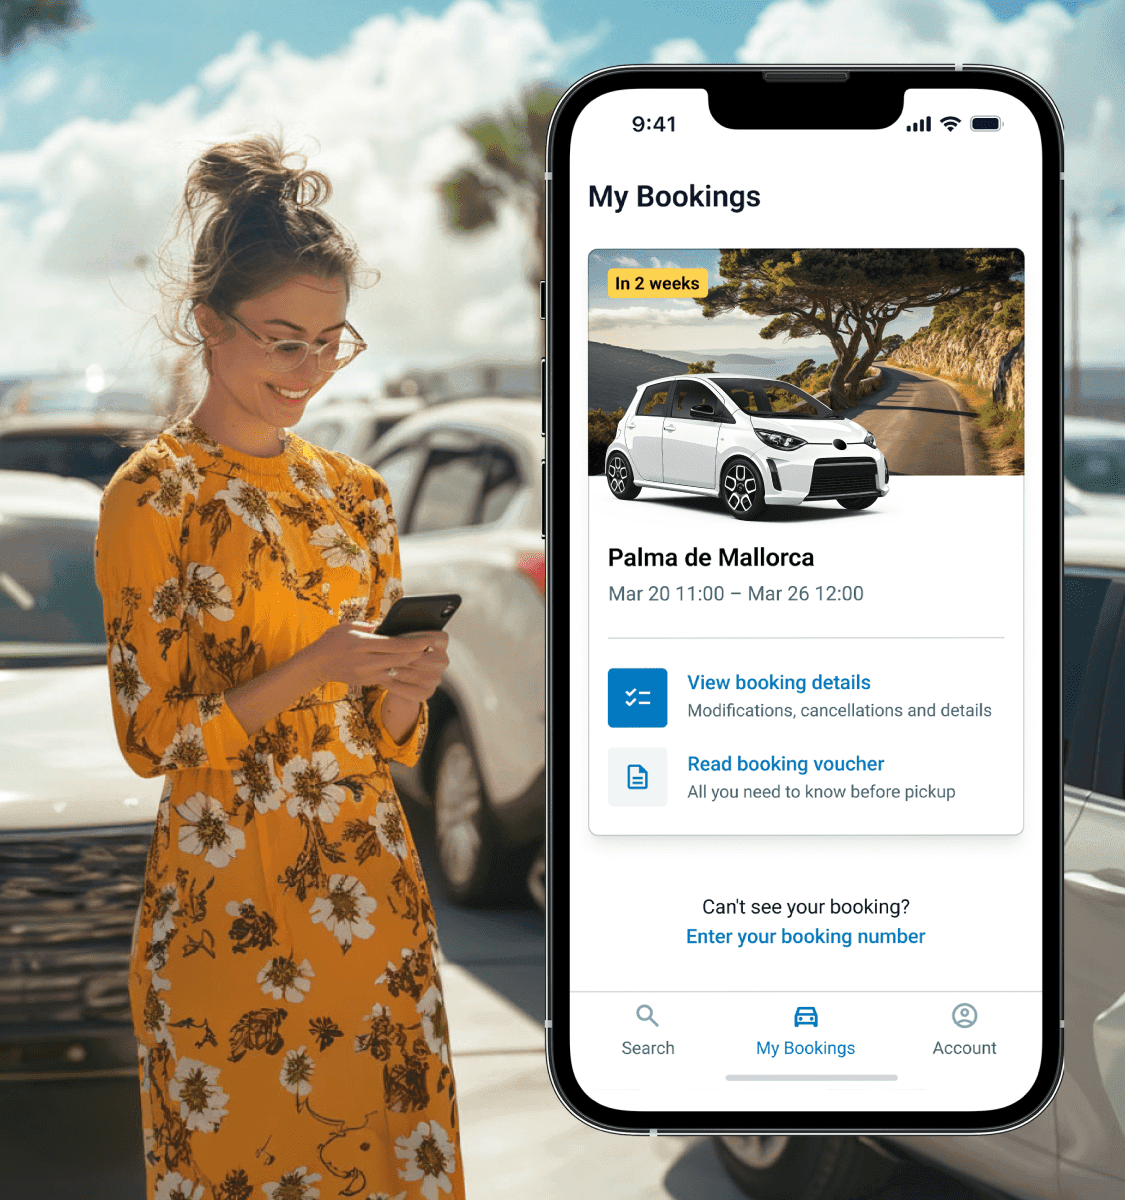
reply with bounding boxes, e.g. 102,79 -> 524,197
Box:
607,268 -> 708,298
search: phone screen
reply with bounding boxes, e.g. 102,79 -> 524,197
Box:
547,68 -> 1062,1132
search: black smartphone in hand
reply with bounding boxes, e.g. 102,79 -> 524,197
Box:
545,66 -> 1062,1137
374,593 -> 461,637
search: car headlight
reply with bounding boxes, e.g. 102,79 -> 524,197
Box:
755,428 -> 807,451
864,432 -> 877,448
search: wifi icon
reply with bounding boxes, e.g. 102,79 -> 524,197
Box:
940,115 -> 961,131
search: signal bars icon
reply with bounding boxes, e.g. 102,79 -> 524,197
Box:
905,116 -> 962,132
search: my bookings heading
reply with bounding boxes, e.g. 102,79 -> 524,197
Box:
590,184 -> 761,213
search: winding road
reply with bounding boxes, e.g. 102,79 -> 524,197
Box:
847,364 -> 987,476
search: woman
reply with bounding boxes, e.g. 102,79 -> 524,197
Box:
95,135 -> 464,1200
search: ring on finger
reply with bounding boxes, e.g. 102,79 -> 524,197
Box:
387,667 -> 399,678
423,645 -> 433,654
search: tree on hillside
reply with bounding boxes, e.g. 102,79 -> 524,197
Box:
696,249 -> 1024,408
437,83 -> 562,351
880,333 -> 905,357
0,0 -> 84,56
687,359 -> 715,374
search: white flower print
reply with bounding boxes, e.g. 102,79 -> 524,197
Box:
334,698 -> 376,759
262,1166 -> 321,1200
283,751 -> 346,824
371,798 -> 408,859
138,1043 -> 151,1093
257,954 -> 314,1003
160,723 -> 208,771
377,577 -> 403,621
234,751 -> 284,814
169,1057 -> 229,1132
175,794 -> 245,868
215,476 -> 283,539
395,1120 -> 457,1200
279,1044 -> 315,1096
150,577 -> 185,624
154,1171 -> 205,1200
366,1194 -> 406,1200
148,454 -> 202,517
309,874 -> 377,949
197,694 -> 224,725
416,985 -> 449,1062
109,641 -> 149,716
310,522 -> 367,572
363,495 -> 393,557
151,883 -> 180,942
336,595 -> 367,623
289,451 -> 334,500
183,562 -> 234,623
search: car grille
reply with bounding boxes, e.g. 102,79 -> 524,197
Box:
0,825 -> 151,1029
806,457 -> 879,498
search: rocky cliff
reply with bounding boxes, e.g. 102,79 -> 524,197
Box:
889,304 -> 1024,409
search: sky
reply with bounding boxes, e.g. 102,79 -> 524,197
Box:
0,0 -> 1120,397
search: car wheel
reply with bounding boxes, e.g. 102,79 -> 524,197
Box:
433,719 -> 502,905
606,451 -> 641,499
721,458 -> 766,520
715,1135 -> 898,1200
837,495 -> 878,510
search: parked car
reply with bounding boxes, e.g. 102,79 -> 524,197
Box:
717,528 -> 1125,1199
290,393 -> 424,459
0,375 -> 167,488
0,470 -> 164,1081
364,398 -> 544,904
1064,415 -> 1125,517
605,374 -> 889,520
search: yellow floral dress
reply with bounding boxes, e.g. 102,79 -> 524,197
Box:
94,417 -> 463,1200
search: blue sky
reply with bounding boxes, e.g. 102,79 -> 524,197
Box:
0,0 -> 1103,152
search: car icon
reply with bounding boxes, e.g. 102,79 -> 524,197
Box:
794,1006 -> 819,1028
605,374 -> 889,520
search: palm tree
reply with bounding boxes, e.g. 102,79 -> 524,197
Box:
0,1 -> 85,57
438,83 -> 562,351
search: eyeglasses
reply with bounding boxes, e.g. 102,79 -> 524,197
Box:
224,311 -> 367,374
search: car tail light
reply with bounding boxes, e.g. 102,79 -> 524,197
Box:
516,550 -> 545,595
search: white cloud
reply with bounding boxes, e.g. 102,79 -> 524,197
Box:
651,37 -> 707,64
0,0 -> 570,385
15,66 -> 60,105
614,255 -> 640,266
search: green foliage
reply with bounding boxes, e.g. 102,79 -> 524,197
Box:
687,359 -> 716,373
588,407 -> 625,474
0,0 -> 84,56
927,288 -> 1025,339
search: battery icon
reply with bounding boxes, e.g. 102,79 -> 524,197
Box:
971,116 -> 1002,131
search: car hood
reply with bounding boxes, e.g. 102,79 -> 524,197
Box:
0,664 -> 163,831
747,415 -> 869,444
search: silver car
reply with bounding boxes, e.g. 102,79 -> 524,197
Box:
364,398 -> 545,905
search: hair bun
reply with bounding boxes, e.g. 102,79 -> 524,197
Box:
186,133 -> 331,214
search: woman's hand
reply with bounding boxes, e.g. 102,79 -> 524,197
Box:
304,621 -> 448,695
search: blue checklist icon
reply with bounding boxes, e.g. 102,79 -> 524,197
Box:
608,668 -> 667,728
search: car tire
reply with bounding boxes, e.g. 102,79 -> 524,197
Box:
837,495 -> 878,510
606,451 -> 641,499
432,718 -> 527,906
721,458 -> 766,520
715,1135 -> 898,1200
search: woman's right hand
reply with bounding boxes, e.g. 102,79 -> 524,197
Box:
304,621 -> 433,690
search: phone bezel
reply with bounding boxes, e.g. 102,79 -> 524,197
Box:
544,65 -> 1064,1135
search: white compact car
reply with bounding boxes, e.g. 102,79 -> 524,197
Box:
604,374 -> 889,519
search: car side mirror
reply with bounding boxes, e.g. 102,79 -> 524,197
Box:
689,403 -> 715,419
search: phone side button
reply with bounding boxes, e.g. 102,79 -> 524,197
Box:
540,279 -> 546,320
541,460 -> 546,538
541,357 -> 546,436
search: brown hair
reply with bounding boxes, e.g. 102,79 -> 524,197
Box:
151,133 -> 368,435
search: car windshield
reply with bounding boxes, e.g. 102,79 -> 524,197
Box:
0,382 -> 153,416
0,517 -> 105,664
0,433 -> 137,489
710,378 -> 834,419
1065,437 -> 1125,495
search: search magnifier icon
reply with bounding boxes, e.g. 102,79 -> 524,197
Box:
636,1004 -> 659,1027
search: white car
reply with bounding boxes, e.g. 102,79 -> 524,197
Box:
290,393 -> 424,460
0,469 -> 164,1080
604,374 -> 889,519
1064,415 -> 1125,517
364,398 -> 544,905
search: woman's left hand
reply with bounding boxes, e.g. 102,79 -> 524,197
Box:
376,631 -> 450,742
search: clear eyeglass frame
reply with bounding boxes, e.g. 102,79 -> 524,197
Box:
224,311 -> 367,373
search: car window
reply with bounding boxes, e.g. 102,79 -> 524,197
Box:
669,379 -> 719,420
712,377 -> 831,419
300,419 -> 346,452
636,384 -> 669,418
478,447 -> 522,524
375,444 -> 425,514
409,448 -> 490,533
1065,438 -> 1125,495
0,518 -> 104,648
1064,573 -> 1113,769
0,434 -> 136,489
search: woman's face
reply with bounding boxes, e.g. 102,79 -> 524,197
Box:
200,273 -> 349,431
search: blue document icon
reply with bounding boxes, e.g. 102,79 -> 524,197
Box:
626,764 -> 648,789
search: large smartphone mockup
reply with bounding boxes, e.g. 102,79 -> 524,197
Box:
545,66 -> 1062,1134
